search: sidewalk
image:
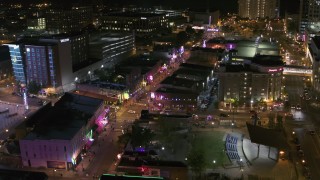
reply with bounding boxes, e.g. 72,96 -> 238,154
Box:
74,124 -> 117,177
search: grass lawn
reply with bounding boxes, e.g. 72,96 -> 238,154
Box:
191,131 -> 229,168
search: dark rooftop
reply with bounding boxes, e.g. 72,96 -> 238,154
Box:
18,31 -> 85,41
246,122 -> 289,150
174,68 -> 210,80
89,81 -> 127,91
313,36 -> 320,50
191,47 -> 225,52
179,63 -> 213,72
118,54 -> 159,67
156,87 -> 197,95
100,174 -> 164,180
251,55 -> 284,66
23,93 -> 103,140
118,158 -> 187,168
225,64 -> 248,72
0,169 -> 48,180
105,12 -> 164,18
160,75 -> 197,88
206,38 -> 225,44
0,46 -> 10,62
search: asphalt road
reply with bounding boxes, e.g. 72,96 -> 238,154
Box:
284,74 -> 320,179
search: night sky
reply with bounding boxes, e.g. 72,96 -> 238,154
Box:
103,0 -> 300,15
281,0 -> 300,14
104,0 -> 238,13
10,0 -> 300,16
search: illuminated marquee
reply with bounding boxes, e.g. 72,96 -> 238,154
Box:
60,38 -> 69,43
267,68 -> 283,73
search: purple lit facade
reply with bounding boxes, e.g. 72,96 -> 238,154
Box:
225,43 -> 237,50
19,93 -> 108,170
25,45 -> 59,87
150,91 -> 198,112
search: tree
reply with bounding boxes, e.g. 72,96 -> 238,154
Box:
130,124 -> 155,149
118,133 -> 131,147
276,114 -> 283,130
187,148 -> 206,179
185,25 -> 196,36
194,30 -> 204,42
27,80 -> 41,94
176,31 -> 189,46
94,68 -> 114,82
232,98 -> 239,109
287,21 -> 298,33
157,118 -> 178,150
268,113 -> 275,129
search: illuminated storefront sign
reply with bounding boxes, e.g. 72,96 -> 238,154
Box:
150,92 -> 155,99
267,68 -> 283,72
60,38 -> 69,43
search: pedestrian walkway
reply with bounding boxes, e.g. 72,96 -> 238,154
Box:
203,129 -> 300,180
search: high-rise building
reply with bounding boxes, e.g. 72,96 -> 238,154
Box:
238,0 -> 279,19
20,32 -> 89,72
5,31 -> 134,94
24,44 -> 59,87
6,44 -> 27,84
299,0 -> 320,34
5,36 -> 74,93
27,18 -> 46,30
45,6 -> 93,34
218,55 -> 284,105
89,33 -> 135,69
99,12 -> 168,35
299,0 -> 310,33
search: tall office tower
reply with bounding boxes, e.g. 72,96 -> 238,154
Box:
5,38 -> 73,92
99,12 -> 168,36
302,0 -> 320,33
45,6 -> 93,34
299,0 -> 310,33
6,44 -> 27,85
238,0 -> 279,19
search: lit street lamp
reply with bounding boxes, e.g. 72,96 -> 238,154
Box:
53,169 -> 57,177
212,160 -> 217,169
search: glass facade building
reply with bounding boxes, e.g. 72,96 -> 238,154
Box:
6,44 -> 26,84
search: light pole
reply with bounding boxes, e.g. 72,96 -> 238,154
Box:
88,71 -> 91,81
53,169 -> 57,178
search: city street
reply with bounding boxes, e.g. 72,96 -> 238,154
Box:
283,74 -> 320,179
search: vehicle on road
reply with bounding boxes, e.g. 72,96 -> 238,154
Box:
128,110 -> 136,114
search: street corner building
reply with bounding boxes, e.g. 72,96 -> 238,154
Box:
16,92 -> 107,170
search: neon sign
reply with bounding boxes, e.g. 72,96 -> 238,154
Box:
268,68 -> 283,72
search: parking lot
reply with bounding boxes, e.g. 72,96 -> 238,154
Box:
0,101 -> 37,141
